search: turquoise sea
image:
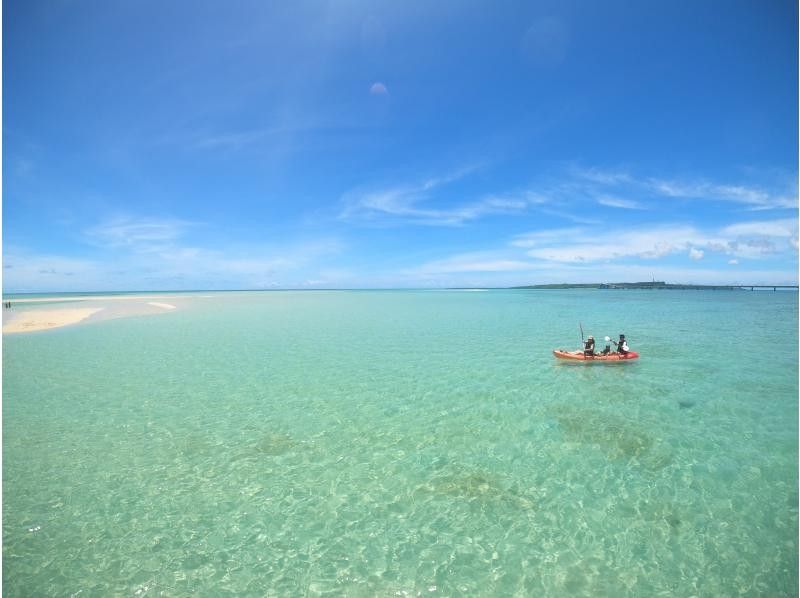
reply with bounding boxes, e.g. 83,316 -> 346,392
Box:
3,290 -> 798,596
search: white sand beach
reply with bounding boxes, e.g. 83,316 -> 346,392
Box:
7,294 -> 189,304
1,294 -> 197,334
2,307 -> 105,334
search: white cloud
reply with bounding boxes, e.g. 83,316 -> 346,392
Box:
342,165 -> 796,231
7,214 -> 347,291
572,166 -> 796,211
84,218 -> 192,252
193,128 -> 273,150
728,259 -> 739,265
721,218 -> 797,238
515,218 -> 798,264
3,251 -> 100,291
596,195 -> 643,210
572,167 -> 633,185
341,170 -> 542,226
524,226 -> 702,263
415,253 -> 538,274
149,238 -> 344,287
647,179 -> 796,210
399,254 -> 796,288
511,227 -> 587,248
185,122 -> 322,151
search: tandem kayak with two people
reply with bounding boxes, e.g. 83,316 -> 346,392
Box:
555,330 -> 639,362
553,349 -> 639,362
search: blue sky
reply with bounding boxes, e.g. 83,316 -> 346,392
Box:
4,0 -> 798,291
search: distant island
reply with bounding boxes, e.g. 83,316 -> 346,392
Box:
511,281 -> 798,291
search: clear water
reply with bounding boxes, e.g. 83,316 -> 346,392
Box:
3,290 -> 798,596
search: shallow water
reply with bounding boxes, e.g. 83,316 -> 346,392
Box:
3,290 -> 798,595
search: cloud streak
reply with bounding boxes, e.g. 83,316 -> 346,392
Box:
572,167 -> 797,211
3,216 -> 348,292
84,218 -> 195,253
517,218 -> 798,263
403,217 -> 797,287
414,253 -> 538,275
341,168 -> 546,226
596,195 -> 644,210
343,165 -> 796,232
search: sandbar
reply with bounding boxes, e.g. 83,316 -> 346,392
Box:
147,302 -> 177,310
6,294 -> 187,304
2,307 -> 105,334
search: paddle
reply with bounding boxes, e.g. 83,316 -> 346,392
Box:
605,335 -> 624,352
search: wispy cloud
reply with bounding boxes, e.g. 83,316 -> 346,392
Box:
414,252 -> 538,275
3,250 -> 101,292
400,218 -> 797,286
190,124 -> 314,150
571,167 -> 633,186
13,215 -> 345,291
175,119 -> 334,152
522,225 -> 704,263
596,195 -> 644,210
511,227 -> 586,248
341,164 -> 796,230
5,235 -> 345,292
412,217 -> 797,284
648,179 -> 796,210
84,218 -> 194,253
720,218 -> 797,238
517,218 -> 798,263
571,166 -> 797,211
193,128 -> 275,150
341,168 -> 544,226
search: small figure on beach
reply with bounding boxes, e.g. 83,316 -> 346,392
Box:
583,335 -> 595,356
612,334 -> 629,355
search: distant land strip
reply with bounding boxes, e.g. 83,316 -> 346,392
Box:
511,281 -> 799,291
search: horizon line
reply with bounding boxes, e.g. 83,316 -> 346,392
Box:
4,282 -> 799,296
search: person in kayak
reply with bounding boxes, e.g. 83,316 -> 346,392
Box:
612,334 -> 629,354
583,335 -> 596,356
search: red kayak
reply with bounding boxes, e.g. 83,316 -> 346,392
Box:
553,349 -> 639,362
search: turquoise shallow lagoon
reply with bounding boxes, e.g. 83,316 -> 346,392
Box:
3,290 -> 798,596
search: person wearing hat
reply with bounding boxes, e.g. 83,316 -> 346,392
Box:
612,334 -> 629,355
583,335 -> 596,357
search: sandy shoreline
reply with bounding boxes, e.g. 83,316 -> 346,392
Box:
2,307 -> 106,334
4,294 -> 194,304
2,295 -> 188,334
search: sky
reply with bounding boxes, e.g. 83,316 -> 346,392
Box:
3,0 -> 798,291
